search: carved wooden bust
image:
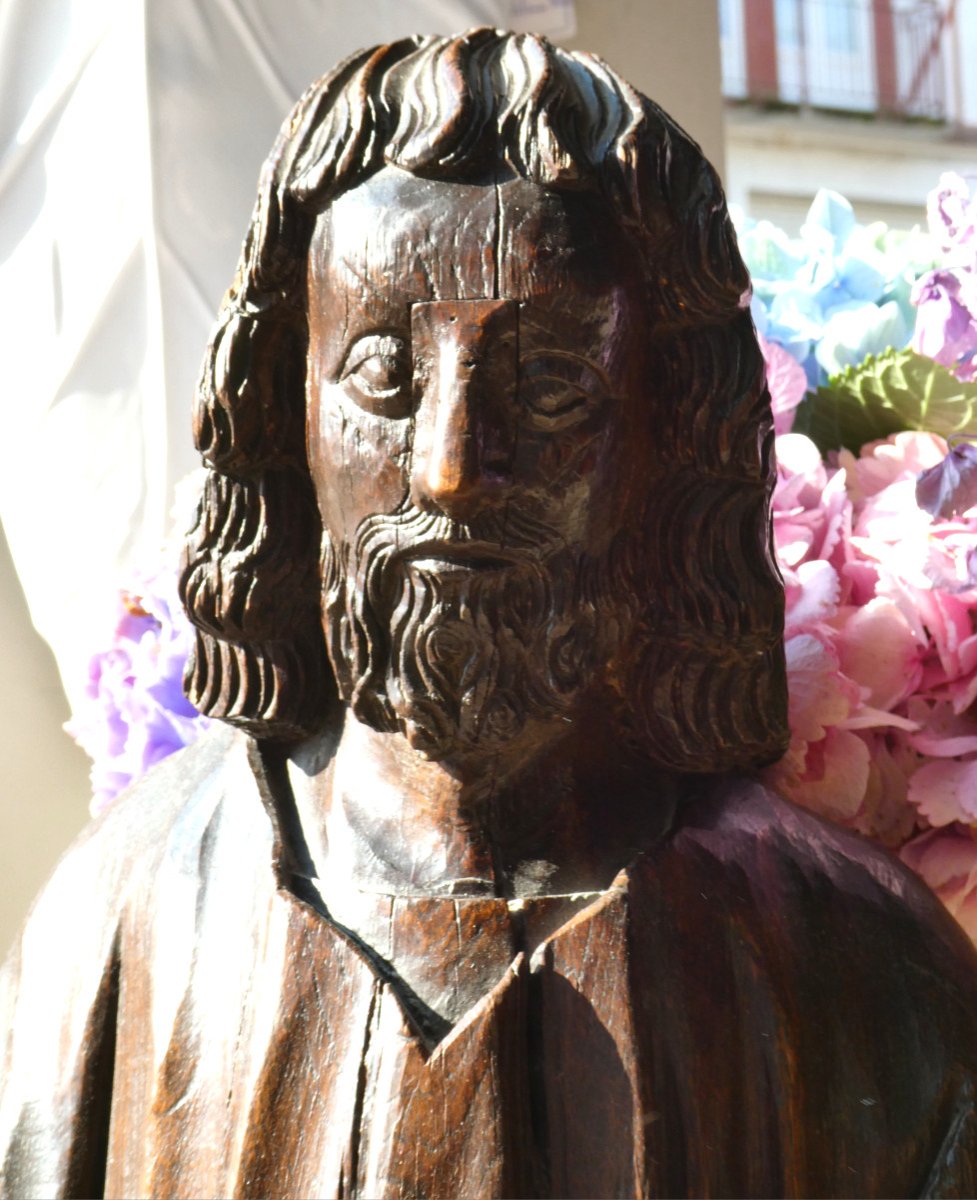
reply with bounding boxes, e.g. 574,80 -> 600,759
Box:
3,30 -> 977,1199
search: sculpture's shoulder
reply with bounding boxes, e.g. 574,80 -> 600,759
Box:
672,777 -> 977,974
623,779 -> 977,1197
0,724 -> 264,1022
18,723 -> 260,934
3,724 -> 264,1021
104,720 -> 259,849
642,776 -> 977,996
0,725 -> 270,1198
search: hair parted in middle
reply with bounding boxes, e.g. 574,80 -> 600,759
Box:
179,27 -> 789,772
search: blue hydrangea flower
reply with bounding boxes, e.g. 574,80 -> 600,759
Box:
738,189 -> 935,386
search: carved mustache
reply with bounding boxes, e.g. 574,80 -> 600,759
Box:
350,505 -> 564,572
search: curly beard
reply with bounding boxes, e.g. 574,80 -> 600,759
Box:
319,504 -> 630,764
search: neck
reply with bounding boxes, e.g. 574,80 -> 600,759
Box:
287,691 -> 680,901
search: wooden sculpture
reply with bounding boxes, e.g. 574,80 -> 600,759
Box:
3,30 -> 977,1199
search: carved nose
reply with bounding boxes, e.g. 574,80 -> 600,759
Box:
409,299 -> 517,520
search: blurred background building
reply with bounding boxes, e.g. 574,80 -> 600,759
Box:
721,0 -> 977,229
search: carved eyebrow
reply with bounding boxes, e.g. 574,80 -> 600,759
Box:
517,303 -> 608,340
519,348 -> 613,395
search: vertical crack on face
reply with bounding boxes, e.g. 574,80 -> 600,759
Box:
493,179 -> 503,302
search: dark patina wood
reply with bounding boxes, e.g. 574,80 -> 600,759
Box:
3,28 -> 977,1199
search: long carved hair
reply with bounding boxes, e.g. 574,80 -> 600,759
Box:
180,29 -> 788,771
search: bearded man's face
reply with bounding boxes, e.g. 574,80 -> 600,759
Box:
305,166 -> 653,764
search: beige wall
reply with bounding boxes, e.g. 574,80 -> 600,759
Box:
0,1 -> 724,960
569,0 -> 726,175
0,523 -> 90,958
725,108 -> 977,231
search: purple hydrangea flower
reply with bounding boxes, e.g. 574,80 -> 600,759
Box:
916,440 -> 977,520
65,571 -> 210,815
927,172 -> 977,261
911,175 -> 977,379
911,268 -> 977,369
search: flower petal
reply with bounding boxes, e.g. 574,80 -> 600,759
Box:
783,728 -> 872,821
784,631 -> 860,741
908,757 -> 977,825
833,597 -> 923,710
915,441 -> 977,519
759,333 -> 808,435
785,560 -> 840,630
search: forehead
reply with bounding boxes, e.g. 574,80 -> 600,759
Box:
307,166 -> 644,350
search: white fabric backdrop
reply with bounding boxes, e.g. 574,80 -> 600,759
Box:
0,0 -> 576,709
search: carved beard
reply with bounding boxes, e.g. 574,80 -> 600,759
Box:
319,505 -> 629,763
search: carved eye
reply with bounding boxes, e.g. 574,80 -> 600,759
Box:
519,351 -> 609,430
339,334 -> 411,417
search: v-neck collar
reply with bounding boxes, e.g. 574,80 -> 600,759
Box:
245,733 -> 638,1050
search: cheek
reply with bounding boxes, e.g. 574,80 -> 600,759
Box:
510,426 -> 612,548
307,384 -> 411,536
516,415 -> 651,559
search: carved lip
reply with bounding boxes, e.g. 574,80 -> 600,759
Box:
399,539 -> 530,572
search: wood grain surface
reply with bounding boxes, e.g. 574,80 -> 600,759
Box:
3,29 -> 977,1199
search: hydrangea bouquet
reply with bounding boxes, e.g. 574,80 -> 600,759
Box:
66,176 -> 977,942
745,174 -> 977,940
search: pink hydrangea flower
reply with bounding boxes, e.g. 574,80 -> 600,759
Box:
773,433 -> 851,572
757,331 -> 808,434
766,425 -> 977,870
900,825 -> 977,943
833,597 -> 923,711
